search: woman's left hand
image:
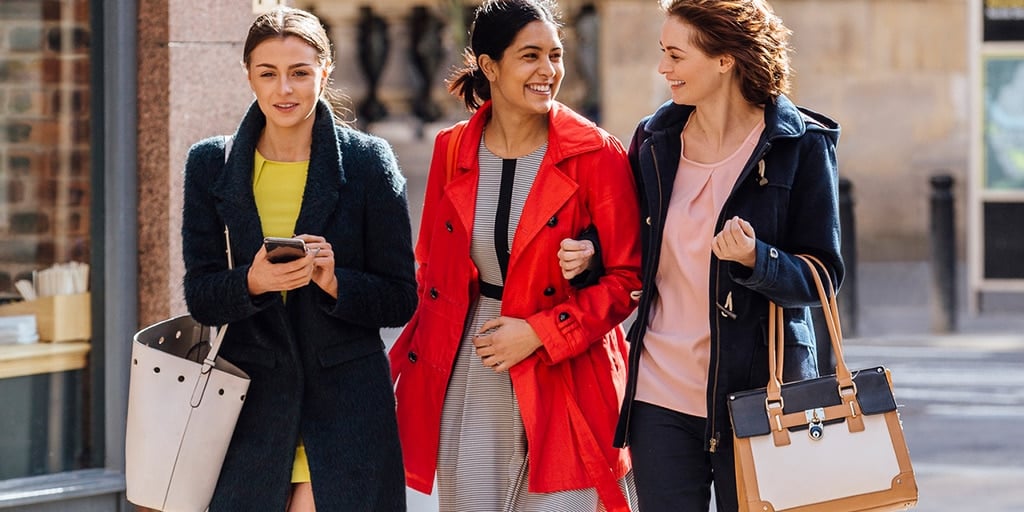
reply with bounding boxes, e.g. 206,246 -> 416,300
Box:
296,234 -> 338,298
712,216 -> 757,268
472,317 -> 543,373
557,238 -> 595,280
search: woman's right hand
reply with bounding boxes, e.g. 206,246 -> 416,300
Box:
246,244 -> 315,295
557,238 -> 595,280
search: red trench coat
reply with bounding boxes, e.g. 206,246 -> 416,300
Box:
390,101 -> 642,510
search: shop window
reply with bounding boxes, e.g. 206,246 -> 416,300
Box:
0,0 -> 95,480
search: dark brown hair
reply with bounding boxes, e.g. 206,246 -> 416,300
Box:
243,6 -> 352,125
447,0 -> 563,112
661,0 -> 792,104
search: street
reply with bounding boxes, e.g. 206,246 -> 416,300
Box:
844,334 -> 1024,511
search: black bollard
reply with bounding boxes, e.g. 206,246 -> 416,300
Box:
930,174 -> 957,333
838,178 -> 858,339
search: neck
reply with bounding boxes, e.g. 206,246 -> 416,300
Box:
258,123 -> 313,162
687,94 -> 763,154
483,107 -> 549,159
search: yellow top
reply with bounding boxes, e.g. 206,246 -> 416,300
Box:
251,150 -> 311,484
253,150 -> 308,238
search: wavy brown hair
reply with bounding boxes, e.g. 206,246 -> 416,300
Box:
661,0 -> 792,105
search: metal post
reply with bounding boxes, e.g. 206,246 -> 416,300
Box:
838,178 -> 858,339
930,174 -> 957,333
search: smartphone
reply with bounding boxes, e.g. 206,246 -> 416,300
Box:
264,237 -> 306,263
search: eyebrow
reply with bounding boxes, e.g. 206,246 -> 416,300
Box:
514,44 -> 563,52
254,62 -> 314,70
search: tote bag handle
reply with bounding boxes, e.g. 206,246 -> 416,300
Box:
190,136 -> 234,405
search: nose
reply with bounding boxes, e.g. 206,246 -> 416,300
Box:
539,56 -> 556,78
657,54 -> 672,75
278,76 -> 293,94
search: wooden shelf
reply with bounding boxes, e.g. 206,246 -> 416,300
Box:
0,342 -> 91,379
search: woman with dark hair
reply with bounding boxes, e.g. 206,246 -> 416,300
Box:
181,7 -> 415,511
389,0 -> 641,510
590,0 -> 843,510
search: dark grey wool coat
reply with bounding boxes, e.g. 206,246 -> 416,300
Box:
182,100 -> 417,511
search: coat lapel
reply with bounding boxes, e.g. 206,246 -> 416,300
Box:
210,100 -> 342,258
511,162 -> 577,265
294,103 -> 342,236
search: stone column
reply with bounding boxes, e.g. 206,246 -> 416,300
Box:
137,0 -> 253,323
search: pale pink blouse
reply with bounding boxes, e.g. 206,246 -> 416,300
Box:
635,120 -> 765,417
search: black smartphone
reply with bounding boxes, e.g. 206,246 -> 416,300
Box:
264,237 -> 306,263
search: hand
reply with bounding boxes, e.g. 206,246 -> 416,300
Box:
557,238 -> 595,280
472,317 -> 543,373
296,234 -> 338,298
247,243 -> 314,295
712,216 -> 757,268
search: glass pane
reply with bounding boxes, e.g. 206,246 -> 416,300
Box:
0,0 -> 94,480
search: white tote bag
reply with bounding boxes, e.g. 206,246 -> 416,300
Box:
125,314 -> 250,511
125,135 -> 250,511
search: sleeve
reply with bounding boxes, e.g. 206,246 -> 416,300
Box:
527,135 -> 643,364
730,132 -> 845,308
329,138 -> 419,328
182,139 -> 274,327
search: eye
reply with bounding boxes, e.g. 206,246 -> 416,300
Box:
260,71 -> 275,78
523,52 -> 538,60
293,69 -> 311,77
550,52 -> 563,62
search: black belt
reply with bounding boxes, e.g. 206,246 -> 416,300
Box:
479,280 -> 504,300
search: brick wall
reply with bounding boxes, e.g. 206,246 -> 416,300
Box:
0,0 -> 91,295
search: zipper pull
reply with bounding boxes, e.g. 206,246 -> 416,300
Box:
709,435 -> 719,453
757,159 -> 767,186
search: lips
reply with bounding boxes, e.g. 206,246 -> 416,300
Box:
527,84 -> 552,94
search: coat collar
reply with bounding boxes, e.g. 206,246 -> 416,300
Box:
642,94 -> 839,144
453,101 -> 608,174
212,100 -> 343,253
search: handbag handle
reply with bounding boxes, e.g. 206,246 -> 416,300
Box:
199,137 -> 234,375
765,255 -> 855,405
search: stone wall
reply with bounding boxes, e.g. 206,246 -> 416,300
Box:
600,0 -> 971,261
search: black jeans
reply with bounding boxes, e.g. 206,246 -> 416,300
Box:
627,401 -> 737,512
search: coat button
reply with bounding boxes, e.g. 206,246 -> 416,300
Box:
445,221 -> 453,232
646,216 -> 652,226
429,287 -> 439,299
408,351 -> 417,363
558,312 -> 570,322
547,216 -> 558,227
544,286 -> 555,296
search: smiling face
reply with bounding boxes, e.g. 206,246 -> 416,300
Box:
480,20 -> 564,117
247,36 -> 330,132
658,15 -> 732,106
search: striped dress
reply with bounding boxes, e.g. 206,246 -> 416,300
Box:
436,139 -> 638,511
